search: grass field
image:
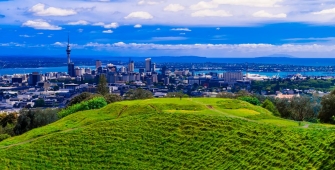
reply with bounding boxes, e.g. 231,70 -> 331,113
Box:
0,98 -> 335,169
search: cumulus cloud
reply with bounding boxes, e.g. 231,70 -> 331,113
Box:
68,20 -> 89,25
164,4 -> 185,12
313,8 -> 335,15
92,22 -> 105,26
191,10 -> 232,17
212,0 -> 282,7
102,30 -> 113,33
104,22 -> 119,29
125,11 -> 153,19
138,0 -> 160,5
171,28 -> 192,31
29,3 -> 77,16
134,24 -> 142,28
253,10 -> 287,18
22,20 -> 62,30
190,1 -> 218,10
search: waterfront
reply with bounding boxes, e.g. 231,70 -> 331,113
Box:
0,66 -> 333,78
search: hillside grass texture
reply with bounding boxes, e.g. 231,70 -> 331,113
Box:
1,98 -> 335,169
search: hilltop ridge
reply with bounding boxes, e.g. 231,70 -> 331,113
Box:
0,98 -> 334,169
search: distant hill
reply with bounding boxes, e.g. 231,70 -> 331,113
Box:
0,98 -> 334,169
256,54 -> 296,58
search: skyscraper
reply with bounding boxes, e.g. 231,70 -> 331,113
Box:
96,60 -> 102,69
128,60 -> 135,72
145,58 -> 152,72
151,63 -> 156,72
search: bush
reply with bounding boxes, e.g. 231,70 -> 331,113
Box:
262,99 -> 280,117
0,134 -> 10,142
104,94 -> 122,104
125,88 -> 153,100
238,96 -> 261,106
58,97 -> 107,118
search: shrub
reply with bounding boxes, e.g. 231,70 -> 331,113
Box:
262,99 -> 280,117
104,94 -> 122,104
238,96 -> 261,106
0,134 -> 10,142
125,88 -> 153,100
58,97 -> 107,118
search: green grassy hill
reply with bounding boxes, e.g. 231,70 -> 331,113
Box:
1,98 -> 335,169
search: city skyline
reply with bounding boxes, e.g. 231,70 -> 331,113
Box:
0,0 -> 335,57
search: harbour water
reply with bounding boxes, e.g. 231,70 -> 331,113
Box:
0,66 -> 333,78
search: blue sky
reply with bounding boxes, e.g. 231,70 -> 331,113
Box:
1,0 -> 335,58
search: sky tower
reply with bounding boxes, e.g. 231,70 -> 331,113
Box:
66,34 -> 71,64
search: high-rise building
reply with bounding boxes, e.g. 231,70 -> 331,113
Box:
161,65 -> 167,77
68,63 -> 75,77
222,72 -> 243,85
128,61 -> 135,72
151,63 -> 156,72
120,66 -> 126,73
145,58 -> 152,72
28,72 -> 42,86
96,60 -> 102,69
152,72 -> 158,83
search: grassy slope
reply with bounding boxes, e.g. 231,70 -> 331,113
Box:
1,98 -> 335,169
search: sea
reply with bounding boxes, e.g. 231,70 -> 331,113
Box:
1,58 -> 335,77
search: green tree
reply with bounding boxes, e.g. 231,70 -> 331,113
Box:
319,91 -> 335,123
67,92 -> 92,107
34,99 -> 45,108
125,88 -> 153,100
290,96 -> 316,121
262,99 -> 280,117
274,98 -> 291,118
97,74 -> 109,96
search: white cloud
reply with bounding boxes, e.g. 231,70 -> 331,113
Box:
22,20 -> 62,30
102,30 -> 113,33
37,32 -> 44,35
253,10 -> 287,18
212,0 -> 282,7
164,4 -> 185,12
171,28 -> 192,31
191,10 -> 232,17
53,42 -> 64,46
125,11 -> 153,19
151,37 -> 187,41
190,1 -> 218,10
78,29 -> 84,33
134,24 -> 142,28
104,22 -> 119,29
92,22 -> 105,26
313,8 -> 335,15
29,3 -> 77,16
19,35 -> 33,38
216,28 -> 220,30
138,0 -> 160,5
68,20 -> 89,25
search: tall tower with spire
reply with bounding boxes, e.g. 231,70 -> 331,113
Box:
66,34 -> 71,64
67,34 -> 75,77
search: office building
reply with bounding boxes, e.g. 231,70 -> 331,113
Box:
145,58 -> 152,72
120,66 -> 126,73
28,72 -> 42,86
128,60 -> 135,72
151,63 -> 156,72
222,72 -> 243,85
96,60 -> 102,69
152,72 -> 158,83
68,63 -> 75,77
